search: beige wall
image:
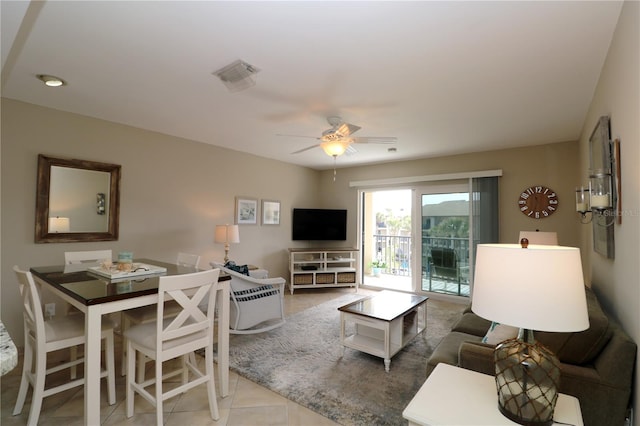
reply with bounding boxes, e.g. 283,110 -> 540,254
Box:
319,140 -> 581,248
578,1 -> 639,423
1,98 -> 319,345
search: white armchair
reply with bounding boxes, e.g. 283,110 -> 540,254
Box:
211,262 -> 286,334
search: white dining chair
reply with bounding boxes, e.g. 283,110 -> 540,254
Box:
12,266 -> 116,426
120,252 -> 201,377
64,249 -> 113,264
124,268 -> 221,425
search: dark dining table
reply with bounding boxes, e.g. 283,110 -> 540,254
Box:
30,258 -> 231,426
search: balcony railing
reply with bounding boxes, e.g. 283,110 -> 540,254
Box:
373,234 -> 411,276
372,235 -> 470,273
371,234 -> 471,296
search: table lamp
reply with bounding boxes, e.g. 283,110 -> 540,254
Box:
472,242 -> 589,426
214,224 -> 240,263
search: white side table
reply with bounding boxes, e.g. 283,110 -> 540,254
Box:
403,363 -> 583,426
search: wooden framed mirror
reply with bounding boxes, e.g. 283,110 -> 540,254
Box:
35,154 -> 121,243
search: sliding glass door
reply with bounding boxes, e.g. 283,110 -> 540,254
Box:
359,176 -> 498,299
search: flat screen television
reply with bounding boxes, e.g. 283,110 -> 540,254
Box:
292,208 -> 347,241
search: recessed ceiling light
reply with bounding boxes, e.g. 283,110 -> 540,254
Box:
37,74 -> 65,87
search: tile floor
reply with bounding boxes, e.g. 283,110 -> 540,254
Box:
1,287 -> 378,425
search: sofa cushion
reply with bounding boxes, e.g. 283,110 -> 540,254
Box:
426,331 -> 483,376
451,312 -> 492,337
536,286 -> 612,364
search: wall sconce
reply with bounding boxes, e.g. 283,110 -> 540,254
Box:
577,116 -> 621,228
575,171 -> 616,227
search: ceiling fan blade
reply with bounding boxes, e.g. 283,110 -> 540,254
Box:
291,144 -> 320,154
337,122 -> 361,136
352,136 -> 397,144
277,133 -> 321,140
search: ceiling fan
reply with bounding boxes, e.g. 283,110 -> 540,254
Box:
279,116 -> 397,158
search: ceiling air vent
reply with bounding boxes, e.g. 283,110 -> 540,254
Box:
212,59 -> 260,92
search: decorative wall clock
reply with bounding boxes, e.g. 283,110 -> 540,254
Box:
517,186 -> 559,219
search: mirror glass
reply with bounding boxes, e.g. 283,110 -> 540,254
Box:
35,155 -> 121,243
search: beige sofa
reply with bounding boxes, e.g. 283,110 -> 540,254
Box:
426,286 -> 636,426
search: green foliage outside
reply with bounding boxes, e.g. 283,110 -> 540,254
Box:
425,217 -> 469,238
376,210 -> 411,235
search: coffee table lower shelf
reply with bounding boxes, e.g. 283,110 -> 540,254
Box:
342,333 -> 404,359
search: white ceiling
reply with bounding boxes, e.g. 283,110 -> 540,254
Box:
1,1 -> 623,170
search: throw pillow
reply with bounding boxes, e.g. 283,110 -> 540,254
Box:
482,322 -> 519,345
224,261 -> 250,276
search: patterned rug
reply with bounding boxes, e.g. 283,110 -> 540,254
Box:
228,293 -> 465,426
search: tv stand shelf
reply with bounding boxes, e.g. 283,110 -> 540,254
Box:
288,248 -> 360,295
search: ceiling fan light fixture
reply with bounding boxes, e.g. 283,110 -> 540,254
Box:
37,74 -> 65,87
321,140 -> 349,157
212,59 -> 260,92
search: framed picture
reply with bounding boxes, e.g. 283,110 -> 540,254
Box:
262,200 -> 281,225
235,197 -> 258,225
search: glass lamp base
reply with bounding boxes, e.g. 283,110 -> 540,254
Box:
494,329 -> 561,426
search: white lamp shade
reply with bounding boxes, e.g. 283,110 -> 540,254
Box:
49,217 -> 70,233
518,231 -> 558,245
214,224 -> 240,244
472,244 -> 589,332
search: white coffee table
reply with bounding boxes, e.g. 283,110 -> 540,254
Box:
403,363 -> 584,425
338,290 -> 428,372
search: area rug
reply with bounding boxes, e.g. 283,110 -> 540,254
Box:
228,293 -> 466,426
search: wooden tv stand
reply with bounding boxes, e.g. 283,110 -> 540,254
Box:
288,248 -> 360,294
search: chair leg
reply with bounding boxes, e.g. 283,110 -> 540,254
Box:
205,345 -> 220,420
136,351 -> 147,384
12,340 -> 32,416
155,357 -> 164,426
27,353 -> 47,426
126,341 -> 135,418
104,331 -> 116,405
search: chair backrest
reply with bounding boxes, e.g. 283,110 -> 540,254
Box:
156,269 -> 220,353
177,252 -> 201,268
13,266 -> 45,348
65,250 -> 113,264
